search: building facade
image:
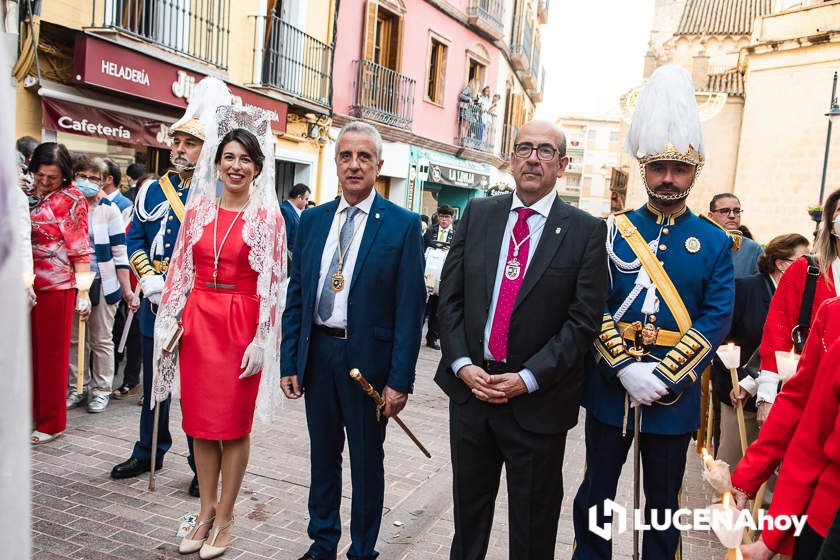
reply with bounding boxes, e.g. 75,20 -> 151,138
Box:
325,0 -> 547,216
14,0 -> 335,201
556,115 -> 622,217
624,0 -> 840,242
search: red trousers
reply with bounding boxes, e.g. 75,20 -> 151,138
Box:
31,289 -> 75,434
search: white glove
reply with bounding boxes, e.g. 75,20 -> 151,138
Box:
239,340 -> 265,379
140,274 -> 165,306
76,295 -> 91,314
756,370 -> 781,405
617,361 -> 670,405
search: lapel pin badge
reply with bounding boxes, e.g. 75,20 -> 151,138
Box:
555,227 -> 562,234
375,212 -> 381,220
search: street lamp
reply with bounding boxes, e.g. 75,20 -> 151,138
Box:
818,71 -> 840,205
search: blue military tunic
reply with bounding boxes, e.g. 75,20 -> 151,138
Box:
126,170 -> 190,338
581,204 -> 734,435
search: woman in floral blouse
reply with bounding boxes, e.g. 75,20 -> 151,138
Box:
28,143 -> 93,444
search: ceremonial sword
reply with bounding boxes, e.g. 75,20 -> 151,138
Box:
349,368 -> 431,458
117,284 -> 143,353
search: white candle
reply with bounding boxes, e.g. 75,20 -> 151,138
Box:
717,343 -> 741,370
701,447 -> 715,470
775,349 -> 800,382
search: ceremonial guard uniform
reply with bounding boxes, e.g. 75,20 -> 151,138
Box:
572,66 -> 735,559
114,115 -> 204,482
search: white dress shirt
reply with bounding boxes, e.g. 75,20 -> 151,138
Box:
313,189 -> 376,329
452,190 -> 557,393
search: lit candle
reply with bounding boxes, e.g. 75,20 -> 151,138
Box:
775,349 -> 800,382
716,343 -> 741,369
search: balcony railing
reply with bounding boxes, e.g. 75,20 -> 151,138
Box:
99,0 -> 230,69
263,16 -> 332,107
456,104 -> 496,154
467,0 -> 505,40
351,59 -> 415,130
500,122 -> 519,160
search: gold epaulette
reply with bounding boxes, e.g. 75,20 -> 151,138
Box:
129,250 -> 156,278
700,214 -> 741,250
594,314 -> 632,367
654,328 -> 711,385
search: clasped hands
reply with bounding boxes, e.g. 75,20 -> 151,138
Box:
458,364 -> 527,404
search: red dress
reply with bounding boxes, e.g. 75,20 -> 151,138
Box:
179,208 -> 261,440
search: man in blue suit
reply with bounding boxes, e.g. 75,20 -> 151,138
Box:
280,182 -> 311,262
281,121 -> 426,560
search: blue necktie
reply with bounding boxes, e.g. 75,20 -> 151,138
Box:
317,207 -> 360,322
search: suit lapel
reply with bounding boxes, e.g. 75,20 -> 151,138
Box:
514,197 -> 570,310
310,201 -> 338,283
350,193 -> 386,291
485,195 -> 513,300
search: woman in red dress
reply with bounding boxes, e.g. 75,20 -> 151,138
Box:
737,300 -> 840,559
153,98 -> 286,560
28,143 -> 93,444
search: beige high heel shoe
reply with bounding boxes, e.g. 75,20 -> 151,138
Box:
199,518 -> 234,559
179,516 -> 215,554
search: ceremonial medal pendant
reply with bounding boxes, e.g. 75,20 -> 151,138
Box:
331,272 -> 345,292
504,258 -> 521,281
685,237 -> 701,254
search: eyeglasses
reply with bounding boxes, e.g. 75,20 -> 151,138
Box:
75,173 -> 102,184
513,143 -> 560,161
710,207 -> 743,216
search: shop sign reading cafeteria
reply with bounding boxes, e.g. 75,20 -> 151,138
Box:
73,35 -> 287,133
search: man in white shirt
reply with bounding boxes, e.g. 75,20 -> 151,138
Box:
280,121 -> 426,560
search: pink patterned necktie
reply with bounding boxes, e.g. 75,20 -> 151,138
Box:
488,207 -> 537,361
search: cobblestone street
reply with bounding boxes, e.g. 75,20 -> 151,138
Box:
32,346 -> 726,559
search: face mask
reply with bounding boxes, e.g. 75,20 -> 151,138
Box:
76,179 -> 100,198
833,216 -> 840,238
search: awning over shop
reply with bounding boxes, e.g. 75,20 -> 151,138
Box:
41,96 -> 172,149
412,146 -> 492,190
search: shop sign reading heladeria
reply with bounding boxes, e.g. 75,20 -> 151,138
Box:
73,35 -> 288,133
41,97 -> 172,149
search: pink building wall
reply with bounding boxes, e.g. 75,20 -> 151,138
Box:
332,0 -> 501,147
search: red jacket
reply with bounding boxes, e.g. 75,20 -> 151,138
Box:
730,297 -> 840,553
762,337 -> 840,553
759,256 -> 836,373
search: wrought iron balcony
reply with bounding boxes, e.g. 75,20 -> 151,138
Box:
263,16 -> 332,107
351,59 -> 415,130
467,0 -> 505,41
98,0 -> 230,69
456,104 -> 497,154
520,45 -> 539,90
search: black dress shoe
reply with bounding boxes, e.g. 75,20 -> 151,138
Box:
111,457 -> 157,479
426,340 -> 441,350
297,554 -> 337,560
188,475 -> 200,497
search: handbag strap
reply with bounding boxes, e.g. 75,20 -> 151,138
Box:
792,255 -> 820,351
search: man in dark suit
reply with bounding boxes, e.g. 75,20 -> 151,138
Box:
435,119 -> 610,560
280,182 -> 311,261
280,121 -> 426,560
423,204 -> 456,349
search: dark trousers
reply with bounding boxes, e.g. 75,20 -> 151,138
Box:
131,335 -> 195,472
794,522 -> 826,560
425,294 -> 440,343
449,397 -> 567,560
304,329 -> 387,560
816,508 -> 840,560
572,414 -> 690,560
112,301 -> 142,387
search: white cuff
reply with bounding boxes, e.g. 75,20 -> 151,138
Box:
452,357 -> 472,377
518,369 -> 538,393
756,370 -> 781,404
739,376 -> 758,397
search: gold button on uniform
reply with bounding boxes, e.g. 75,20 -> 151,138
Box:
659,244 -> 667,251
663,227 -> 670,235
166,229 -> 172,234
169,216 -> 174,221
165,243 -> 171,248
